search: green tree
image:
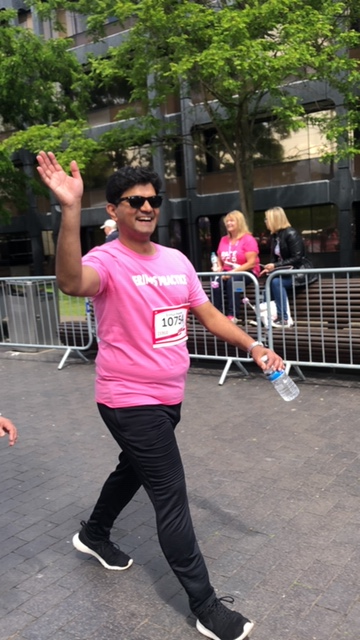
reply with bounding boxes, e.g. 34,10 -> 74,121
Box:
29,0 -> 360,226
0,9 -> 94,221
0,152 -> 28,222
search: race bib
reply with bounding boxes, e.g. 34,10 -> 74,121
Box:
152,304 -> 190,348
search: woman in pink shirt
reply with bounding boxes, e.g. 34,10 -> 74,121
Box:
212,210 -> 260,323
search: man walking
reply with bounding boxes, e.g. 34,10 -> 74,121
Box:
37,150 -> 283,640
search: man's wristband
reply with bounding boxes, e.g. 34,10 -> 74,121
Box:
247,341 -> 264,355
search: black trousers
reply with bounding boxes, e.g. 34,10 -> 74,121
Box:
87,402 -> 215,614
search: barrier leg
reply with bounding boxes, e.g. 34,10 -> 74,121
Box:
234,360 -> 250,376
218,357 -> 249,385
284,362 -> 306,380
58,347 -> 89,370
293,364 -> 306,380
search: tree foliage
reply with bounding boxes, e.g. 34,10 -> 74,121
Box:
0,151 -> 28,222
10,1 -> 360,222
0,9 -> 93,218
2,121 -> 99,172
0,10 -> 88,129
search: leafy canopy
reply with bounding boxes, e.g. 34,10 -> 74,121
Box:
16,1 -> 360,218
0,9 -> 88,129
0,9 -> 95,218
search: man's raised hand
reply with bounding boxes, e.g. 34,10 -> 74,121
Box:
36,151 -> 84,207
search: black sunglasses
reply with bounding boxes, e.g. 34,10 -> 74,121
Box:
116,195 -> 163,209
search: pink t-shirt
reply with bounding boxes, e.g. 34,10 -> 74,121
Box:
217,234 -> 260,277
82,242 -> 208,408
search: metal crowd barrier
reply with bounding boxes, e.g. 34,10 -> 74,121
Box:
189,267 -> 360,383
264,267 -> 360,371
2,268 -> 360,379
189,271 -> 263,384
0,277 -> 94,370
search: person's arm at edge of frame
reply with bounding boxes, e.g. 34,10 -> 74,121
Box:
192,300 -> 284,371
36,151 -> 100,298
0,416 -> 18,446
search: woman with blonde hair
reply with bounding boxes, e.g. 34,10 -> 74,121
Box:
261,206 -> 305,327
212,210 -> 260,322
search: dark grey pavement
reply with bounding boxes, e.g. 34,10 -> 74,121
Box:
0,350 -> 360,640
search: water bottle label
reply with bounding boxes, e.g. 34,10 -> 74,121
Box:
267,370 -> 283,382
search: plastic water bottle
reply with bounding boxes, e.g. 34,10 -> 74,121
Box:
210,252 -> 220,288
262,356 -> 300,401
210,252 -> 219,271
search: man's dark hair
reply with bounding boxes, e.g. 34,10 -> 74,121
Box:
105,166 -> 162,205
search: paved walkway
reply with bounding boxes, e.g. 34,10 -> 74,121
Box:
0,350 -> 359,640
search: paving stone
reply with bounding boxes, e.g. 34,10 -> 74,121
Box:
132,538 -> 162,565
1,357 -> 360,639
1,587 -> 32,612
0,610 -> 36,640
19,583 -> 73,617
317,580 -> 359,614
286,605 -> 342,640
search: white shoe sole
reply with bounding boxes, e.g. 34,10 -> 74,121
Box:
196,619 -> 254,640
72,533 -> 133,571
271,324 -> 292,329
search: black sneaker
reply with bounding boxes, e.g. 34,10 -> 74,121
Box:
72,520 -> 133,571
196,596 -> 254,640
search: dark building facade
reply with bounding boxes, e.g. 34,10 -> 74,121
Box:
0,4 -> 359,276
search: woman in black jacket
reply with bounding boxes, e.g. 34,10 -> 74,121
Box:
261,206 -> 305,327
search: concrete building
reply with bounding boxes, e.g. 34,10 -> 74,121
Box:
0,2 -> 359,275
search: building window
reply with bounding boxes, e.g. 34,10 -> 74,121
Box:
42,9 -> 73,39
18,9 -> 33,30
163,142 -> 183,179
253,204 -> 340,264
169,219 -> 188,255
42,231 -> 55,258
197,216 -> 213,271
194,108 -> 335,193
89,77 -> 132,111
123,145 -> 152,167
193,127 -> 234,175
65,11 -> 87,37
0,233 -> 32,267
